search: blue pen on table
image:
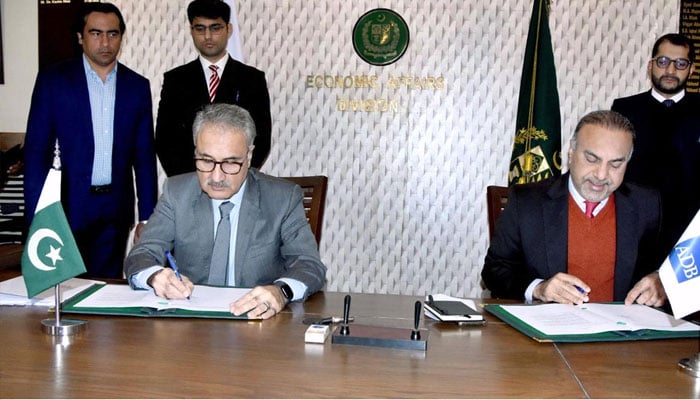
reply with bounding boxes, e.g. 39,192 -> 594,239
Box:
574,285 -> 586,295
165,250 -> 190,300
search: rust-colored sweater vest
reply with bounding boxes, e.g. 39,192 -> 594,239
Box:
567,195 -> 616,302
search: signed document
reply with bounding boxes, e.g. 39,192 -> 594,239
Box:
72,284 -> 250,313
499,303 -> 699,336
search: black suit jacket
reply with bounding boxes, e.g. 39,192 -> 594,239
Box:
611,91 -> 700,252
481,174 -> 663,301
155,57 -> 272,175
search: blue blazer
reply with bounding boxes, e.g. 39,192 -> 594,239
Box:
482,174 -> 664,301
24,58 -> 157,229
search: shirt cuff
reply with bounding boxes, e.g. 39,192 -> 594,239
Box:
524,278 -> 544,304
275,278 -> 307,301
130,266 -> 164,290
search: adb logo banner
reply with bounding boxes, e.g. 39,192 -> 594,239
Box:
659,210 -> 700,319
670,237 -> 700,283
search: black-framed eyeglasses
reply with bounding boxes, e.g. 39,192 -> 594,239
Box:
191,23 -> 226,35
194,158 -> 244,175
651,56 -> 692,70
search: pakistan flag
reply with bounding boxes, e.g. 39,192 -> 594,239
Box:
22,168 -> 86,298
509,0 -> 561,185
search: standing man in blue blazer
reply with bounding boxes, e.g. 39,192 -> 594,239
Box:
24,3 -> 158,279
155,0 -> 272,176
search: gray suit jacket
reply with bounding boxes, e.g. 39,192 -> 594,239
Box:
124,169 -> 326,298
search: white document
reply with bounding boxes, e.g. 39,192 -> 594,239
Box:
501,303 -> 700,335
72,284 -> 251,313
0,276 -> 103,307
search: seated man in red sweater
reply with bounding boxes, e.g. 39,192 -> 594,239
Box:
482,110 -> 666,306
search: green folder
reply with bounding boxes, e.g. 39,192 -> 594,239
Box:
62,284 -> 248,319
484,303 -> 700,343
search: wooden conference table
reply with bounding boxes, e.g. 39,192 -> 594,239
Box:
1,278 -> 699,397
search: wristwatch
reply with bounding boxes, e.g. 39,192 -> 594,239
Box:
275,281 -> 293,302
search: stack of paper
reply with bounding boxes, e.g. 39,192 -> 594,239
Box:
0,276 -> 102,306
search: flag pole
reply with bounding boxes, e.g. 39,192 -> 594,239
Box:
678,352 -> 700,377
40,140 -> 87,336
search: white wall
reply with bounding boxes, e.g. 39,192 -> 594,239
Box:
0,0 -> 38,133
0,1 -> 680,297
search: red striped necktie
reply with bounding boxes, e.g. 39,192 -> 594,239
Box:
208,65 -> 220,103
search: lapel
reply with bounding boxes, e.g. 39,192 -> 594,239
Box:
234,171 -> 263,285
216,57 -> 243,104
70,59 -> 95,153
612,184 -> 637,298
543,175 -> 570,276
113,63 -> 127,154
184,58 -> 211,103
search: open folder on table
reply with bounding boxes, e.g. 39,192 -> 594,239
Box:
484,302 -> 700,343
62,283 -> 251,319
0,276 -> 103,307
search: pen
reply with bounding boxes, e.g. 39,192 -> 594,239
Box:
574,285 -> 586,294
165,250 -> 189,300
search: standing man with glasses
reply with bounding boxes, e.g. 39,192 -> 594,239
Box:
125,104 -> 326,319
155,0 -> 271,177
24,2 -> 158,279
611,33 -> 700,255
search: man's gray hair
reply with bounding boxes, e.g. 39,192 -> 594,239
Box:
570,110 -> 635,159
192,103 -> 257,146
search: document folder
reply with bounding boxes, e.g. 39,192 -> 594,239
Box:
485,303 -> 700,343
62,283 -> 250,319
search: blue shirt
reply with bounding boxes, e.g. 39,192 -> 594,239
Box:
83,55 -> 117,186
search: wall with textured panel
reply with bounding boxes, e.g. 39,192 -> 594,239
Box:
112,0 -> 679,297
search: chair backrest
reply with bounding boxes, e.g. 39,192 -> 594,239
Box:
486,185 -> 509,240
281,176 -> 328,246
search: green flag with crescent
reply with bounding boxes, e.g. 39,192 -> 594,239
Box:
509,0 -> 561,185
22,168 -> 86,298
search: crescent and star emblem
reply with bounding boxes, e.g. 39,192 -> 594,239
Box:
27,228 -> 64,271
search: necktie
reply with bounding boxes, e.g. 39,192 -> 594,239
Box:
208,65 -> 220,103
208,201 -> 234,285
584,200 -> 600,218
662,99 -> 674,108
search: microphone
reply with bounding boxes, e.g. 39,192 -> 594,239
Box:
340,294 -> 351,335
411,301 -> 422,340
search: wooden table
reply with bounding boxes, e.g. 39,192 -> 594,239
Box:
1,275 -> 698,397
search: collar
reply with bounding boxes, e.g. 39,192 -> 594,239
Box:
82,54 -> 118,79
567,176 -> 609,216
198,54 -> 229,73
651,88 -> 685,104
211,177 -> 247,210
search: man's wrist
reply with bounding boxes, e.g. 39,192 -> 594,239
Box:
274,281 -> 293,303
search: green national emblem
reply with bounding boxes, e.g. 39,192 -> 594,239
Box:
353,8 -> 410,66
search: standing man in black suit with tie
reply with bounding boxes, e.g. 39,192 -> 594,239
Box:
156,0 -> 271,176
611,33 -> 700,254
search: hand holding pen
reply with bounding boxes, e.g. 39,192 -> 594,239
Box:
161,250 -> 192,300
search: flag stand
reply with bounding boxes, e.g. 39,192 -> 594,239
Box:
678,353 -> 700,377
41,283 -> 87,336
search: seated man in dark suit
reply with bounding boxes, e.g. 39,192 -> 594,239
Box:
482,110 -> 666,306
125,104 -> 326,319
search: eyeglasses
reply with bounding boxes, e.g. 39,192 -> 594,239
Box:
651,56 -> 692,70
194,158 -> 244,175
191,24 -> 226,35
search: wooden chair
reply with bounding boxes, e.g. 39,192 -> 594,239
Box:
486,185 -> 509,240
281,176 -> 328,246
